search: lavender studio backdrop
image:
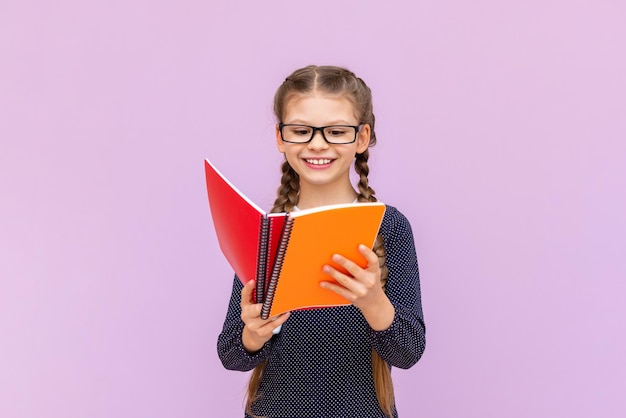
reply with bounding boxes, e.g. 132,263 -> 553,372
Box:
1,1 -> 625,417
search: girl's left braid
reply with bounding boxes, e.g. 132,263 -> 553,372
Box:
355,151 -> 377,202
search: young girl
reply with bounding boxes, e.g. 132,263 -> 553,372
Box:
217,65 -> 426,418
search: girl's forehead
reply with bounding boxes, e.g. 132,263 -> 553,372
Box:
283,93 -> 359,122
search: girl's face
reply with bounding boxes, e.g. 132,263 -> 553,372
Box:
275,93 -> 370,193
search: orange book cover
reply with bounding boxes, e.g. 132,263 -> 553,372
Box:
261,203 -> 386,319
204,159 -> 386,317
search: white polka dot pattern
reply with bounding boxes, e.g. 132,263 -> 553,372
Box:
217,205 -> 426,417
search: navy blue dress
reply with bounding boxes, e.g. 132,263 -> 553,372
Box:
217,205 -> 426,417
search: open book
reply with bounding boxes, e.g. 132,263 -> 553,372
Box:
204,159 -> 386,319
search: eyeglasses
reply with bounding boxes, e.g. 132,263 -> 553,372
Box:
278,123 -> 361,144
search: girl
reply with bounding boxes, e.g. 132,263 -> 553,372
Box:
217,65 -> 426,418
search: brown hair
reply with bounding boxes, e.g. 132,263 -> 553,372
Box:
246,65 -> 393,417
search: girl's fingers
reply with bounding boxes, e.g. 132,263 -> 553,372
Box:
320,280 -> 355,302
359,244 -> 381,271
240,280 -> 256,306
322,264 -> 355,291
247,312 -> 290,339
242,301 -> 290,327
331,254 -> 361,278
265,312 -> 291,330
241,283 -> 291,348
241,302 -> 262,319
329,245 -> 379,280
321,245 -> 383,306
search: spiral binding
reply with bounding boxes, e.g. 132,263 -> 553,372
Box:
255,217 -> 270,304
261,216 -> 295,319
264,219 -> 277,298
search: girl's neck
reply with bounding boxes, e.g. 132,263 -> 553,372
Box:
296,183 -> 358,210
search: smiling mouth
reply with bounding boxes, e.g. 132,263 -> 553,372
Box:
304,158 -> 333,165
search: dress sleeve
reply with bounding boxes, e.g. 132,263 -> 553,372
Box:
216,276 -> 273,371
367,207 -> 426,369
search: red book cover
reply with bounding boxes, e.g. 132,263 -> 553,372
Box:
204,159 -> 286,302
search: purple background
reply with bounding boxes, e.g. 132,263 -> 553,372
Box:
1,1 -> 625,417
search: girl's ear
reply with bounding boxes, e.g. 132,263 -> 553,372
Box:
356,124 -> 371,154
276,123 -> 286,153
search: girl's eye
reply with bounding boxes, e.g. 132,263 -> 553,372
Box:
327,128 -> 347,136
285,126 -> 311,136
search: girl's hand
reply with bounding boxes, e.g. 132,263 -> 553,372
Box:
321,244 -> 395,331
240,280 -> 290,353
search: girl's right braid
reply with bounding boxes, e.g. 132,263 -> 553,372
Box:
271,160 -> 300,213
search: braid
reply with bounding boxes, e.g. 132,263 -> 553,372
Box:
355,150 -> 377,202
354,149 -> 388,284
271,160 -> 300,213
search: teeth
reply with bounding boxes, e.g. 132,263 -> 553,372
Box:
306,159 -> 332,165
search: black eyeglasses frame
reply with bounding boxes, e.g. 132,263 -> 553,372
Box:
278,123 -> 361,144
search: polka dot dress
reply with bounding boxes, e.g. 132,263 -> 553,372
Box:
217,206 -> 426,418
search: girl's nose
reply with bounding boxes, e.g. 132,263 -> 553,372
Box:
307,130 -> 329,150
